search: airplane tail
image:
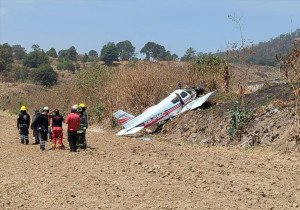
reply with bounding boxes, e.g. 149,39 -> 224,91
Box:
113,110 -> 135,128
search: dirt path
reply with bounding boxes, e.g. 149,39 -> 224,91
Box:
0,112 -> 300,209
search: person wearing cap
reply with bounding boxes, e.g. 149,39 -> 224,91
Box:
65,107 -> 80,152
31,109 -> 41,145
42,106 -> 52,141
50,109 -> 64,150
78,103 -> 88,149
17,106 -> 31,144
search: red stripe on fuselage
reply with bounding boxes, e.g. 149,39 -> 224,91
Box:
140,96 -> 191,127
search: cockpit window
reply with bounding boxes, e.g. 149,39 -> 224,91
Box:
171,97 -> 180,104
180,91 -> 188,98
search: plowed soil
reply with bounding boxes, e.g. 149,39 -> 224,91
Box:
1,111 -> 300,209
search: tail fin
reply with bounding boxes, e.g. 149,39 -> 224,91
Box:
113,110 -> 135,128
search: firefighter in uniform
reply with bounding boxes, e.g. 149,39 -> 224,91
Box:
77,103 -> 88,149
31,109 -> 41,145
17,106 -> 30,144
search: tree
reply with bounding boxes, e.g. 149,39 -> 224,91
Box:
172,53 -> 179,61
46,48 -> 58,58
100,42 -> 118,66
116,40 -> 135,61
163,51 -> 179,61
58,49 -> 68,60
58,46 -> 78,61
23,45 -> 49,68
32,44 -> 41,51
29,64 -> 58,87
68,46 -> 78,61
140,42 -> 167,61
0,43 -> 13,72
88,50 -> 98,57
12,45 -> 26,60
163,51 -> 172,61
140,42 -> 157,60
181,47 -> 197,61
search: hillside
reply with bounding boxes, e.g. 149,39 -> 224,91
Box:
219,29 -> 300,66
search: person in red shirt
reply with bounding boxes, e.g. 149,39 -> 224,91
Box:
65,107 -> 80,152
50,109 -> 64,150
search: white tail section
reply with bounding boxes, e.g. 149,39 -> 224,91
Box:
113,110 -> 135,128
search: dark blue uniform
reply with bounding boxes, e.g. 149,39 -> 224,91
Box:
17,111 -> 30,144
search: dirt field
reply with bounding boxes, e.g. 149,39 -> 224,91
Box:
0,111 -> 300,209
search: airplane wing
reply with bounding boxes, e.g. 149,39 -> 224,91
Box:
180,90 -> 217,113
116,126 -> 144,136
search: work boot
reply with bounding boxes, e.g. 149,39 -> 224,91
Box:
20,135 -> 24,144
40,146 -> 45,151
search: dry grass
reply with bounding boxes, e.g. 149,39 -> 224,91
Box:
0,61 -> 225,125
102,62 -> 202,118
277,45 -> 300,146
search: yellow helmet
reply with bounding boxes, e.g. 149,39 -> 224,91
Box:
79,103 -> 87,108
20,106 -> 27,111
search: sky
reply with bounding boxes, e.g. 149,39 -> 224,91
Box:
0,0 -> 299,57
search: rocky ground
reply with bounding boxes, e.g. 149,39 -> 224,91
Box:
1,111 -> 300,209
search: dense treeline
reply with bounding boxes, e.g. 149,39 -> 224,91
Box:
1,30 -> 299,86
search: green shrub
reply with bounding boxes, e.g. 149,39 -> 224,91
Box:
30,64 -> 58,87
57,60 -> 75,72
10,66 -> 29,82
23,50 -> 49,68
191,54 -> 224,90
228,101 -> 252,140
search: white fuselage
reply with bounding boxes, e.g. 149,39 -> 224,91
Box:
121,89 -> 193,134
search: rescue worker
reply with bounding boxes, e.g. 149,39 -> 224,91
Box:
50,109 -> 64,150
17,106 -> 30,144
31,109 -> 41,145
43,106 -> 52,141
77,104 -> 88,149
66,107 -> 80,152
35,108 -> 49,150
79,103 -> 88,122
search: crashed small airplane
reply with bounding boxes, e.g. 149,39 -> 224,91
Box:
113,89 -> 216,136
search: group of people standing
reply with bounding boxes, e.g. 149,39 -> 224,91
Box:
17,103 -> 88,152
